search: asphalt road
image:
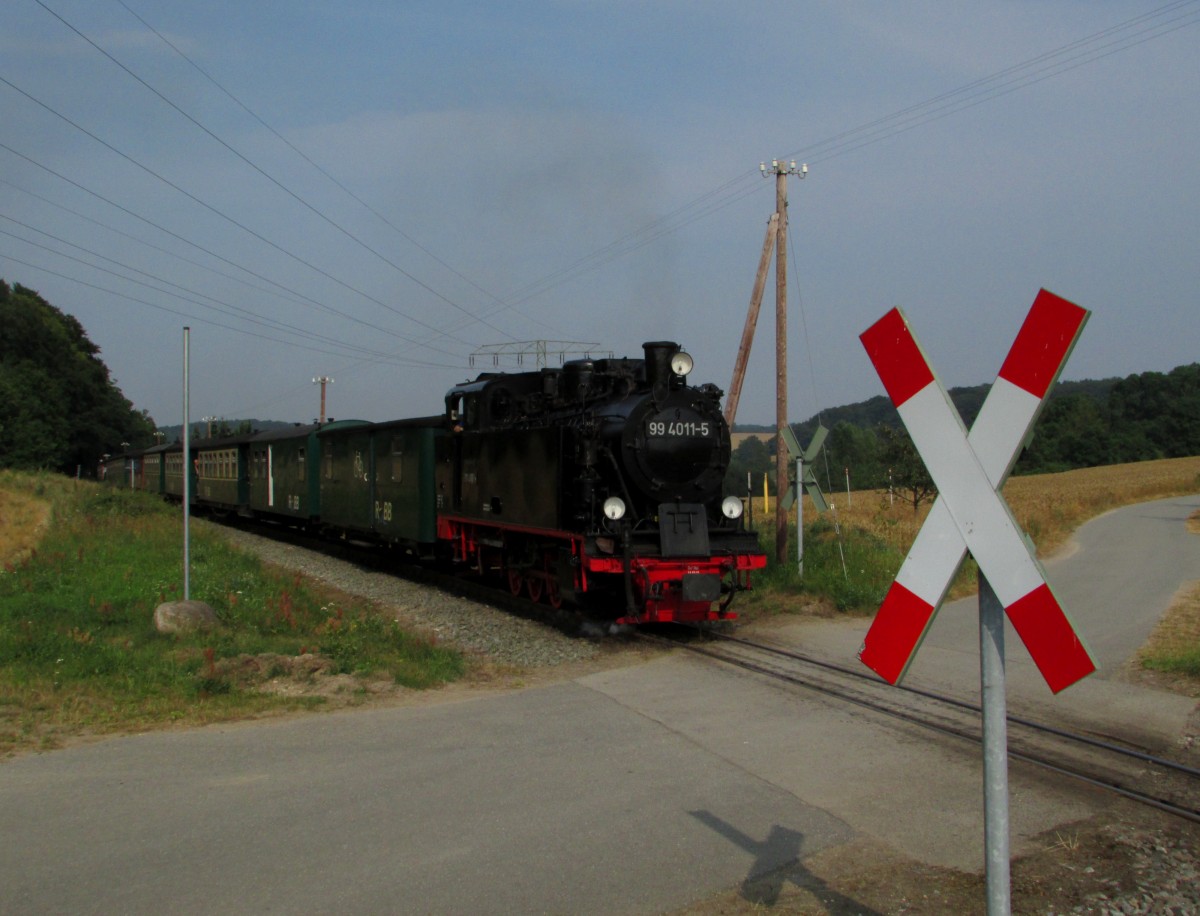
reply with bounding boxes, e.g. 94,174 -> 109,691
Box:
2,494 -> 1197,914
887,492 -> 1200,741
918,492 -> 1200,675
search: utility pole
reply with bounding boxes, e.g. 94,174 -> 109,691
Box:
724,213 -> 779,427
762,158 -> 806,565
313,376 -> 334,424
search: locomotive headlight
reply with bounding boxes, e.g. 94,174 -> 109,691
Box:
721,495 -> 744,520
602,496 -> 627,520
670,350 -> 694,377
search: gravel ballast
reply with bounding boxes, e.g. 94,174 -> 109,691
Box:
215,525 -> 600,669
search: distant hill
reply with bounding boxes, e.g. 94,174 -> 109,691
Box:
735,377 -> 1116,442
729,364 -> 1199,487
784,376 -> 1118,446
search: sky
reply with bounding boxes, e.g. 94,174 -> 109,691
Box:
1,1 -> 1197,430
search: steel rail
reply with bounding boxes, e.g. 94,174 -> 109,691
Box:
705,629 -> 1200,780
640,629 -> 1200,825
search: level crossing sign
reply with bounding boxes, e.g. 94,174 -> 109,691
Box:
779,423 -> 829,513
857,290 -> 1097,694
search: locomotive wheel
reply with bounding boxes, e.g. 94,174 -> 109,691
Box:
507,568 -> 523,596
545,576 -> 562,609
526,575 -> 544,603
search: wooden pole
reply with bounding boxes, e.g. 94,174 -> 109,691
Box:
724,213 -> 779,427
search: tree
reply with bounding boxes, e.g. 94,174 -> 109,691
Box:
724,434 -> 773,496
879,424 -> 936,512
823,421 -> 884,491
1017,394 -> 1111,473
0,280 -> 157,473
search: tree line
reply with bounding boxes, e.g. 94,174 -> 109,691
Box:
0,281 -> 156,474
4,279 -> 1197,487
728,363 -> 1200,503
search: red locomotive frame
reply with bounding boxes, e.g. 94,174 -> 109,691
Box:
437,514 -> 764,624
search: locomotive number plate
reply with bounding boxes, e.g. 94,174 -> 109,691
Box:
647,414 -> 712,438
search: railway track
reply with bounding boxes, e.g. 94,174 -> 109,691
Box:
639,626 -> 1200,825
215,514 -> 1200,825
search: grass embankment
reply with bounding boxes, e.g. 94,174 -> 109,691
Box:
0,471 -> 464,755
745,456 -> 1200,680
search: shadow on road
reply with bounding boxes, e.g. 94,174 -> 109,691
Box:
689,809 -> 883,914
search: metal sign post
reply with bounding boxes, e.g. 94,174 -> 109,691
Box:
182,326 -> 191,601
857,290 -> 1098,915
979,573 -> 1011,912
780,424 -> 829,574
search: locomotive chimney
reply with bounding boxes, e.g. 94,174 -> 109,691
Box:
642,341 -> 678,390
562,360 -> 594,401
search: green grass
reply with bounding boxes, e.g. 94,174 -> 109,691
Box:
749,516 -> 906,614
1141,649 -> 1200,678
747,514 -> 985,617
0,473 -> 464,754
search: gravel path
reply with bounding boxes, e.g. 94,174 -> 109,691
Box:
214,524 -> 600,669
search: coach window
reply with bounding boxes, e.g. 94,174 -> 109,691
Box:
323,445 -> 335,480
390,437 -> 404,482
297,447 -> 305,481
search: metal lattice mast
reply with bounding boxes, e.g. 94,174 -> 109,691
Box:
470,341 -> 611,369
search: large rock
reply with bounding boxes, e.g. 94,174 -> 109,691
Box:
154,600 -> 220,634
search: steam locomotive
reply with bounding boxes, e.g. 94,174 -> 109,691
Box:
102,342 -> 766,625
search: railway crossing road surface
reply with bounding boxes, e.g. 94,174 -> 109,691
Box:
2,495 -> 1198,914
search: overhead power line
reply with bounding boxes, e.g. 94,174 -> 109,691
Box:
781,0 -> 1200,166
0,213 -> 424,364
8,0 -> 1196,384
114,0 -> 526,325
0,246 -> 455,371
0,140 -> 461,360
34,0 -> 514,343
0,71 -> 480,347
487,0 -> 1200,307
